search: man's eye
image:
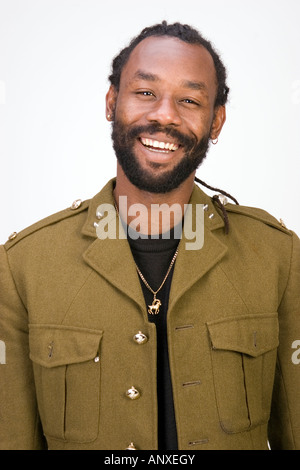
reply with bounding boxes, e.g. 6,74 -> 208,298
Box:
137,91 -> 154,97
182,98 -> 198,105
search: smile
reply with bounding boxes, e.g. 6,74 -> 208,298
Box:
139,137 -> 179,153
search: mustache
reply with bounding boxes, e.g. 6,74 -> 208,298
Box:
124,123 -> 198,153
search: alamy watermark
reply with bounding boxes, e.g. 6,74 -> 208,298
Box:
95,197 -> 204,250
291,340 -> 300,365
0,340 -> 6,364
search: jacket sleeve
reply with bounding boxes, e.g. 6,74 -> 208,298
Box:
0,245 -> 46,449
268,231 -> 300,449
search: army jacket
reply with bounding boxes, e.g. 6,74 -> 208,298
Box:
0,179 -> 300,450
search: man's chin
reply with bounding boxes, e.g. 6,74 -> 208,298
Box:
118,158 -> 197,194
113,127 -> 211,193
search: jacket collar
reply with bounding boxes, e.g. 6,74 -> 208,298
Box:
81,178 -> 226,236
82,179 -> 227,318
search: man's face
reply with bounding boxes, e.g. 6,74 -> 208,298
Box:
107,36 -> 225,193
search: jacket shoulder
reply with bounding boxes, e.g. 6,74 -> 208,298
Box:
4,199 -> 90,251
224,202 -> 292,236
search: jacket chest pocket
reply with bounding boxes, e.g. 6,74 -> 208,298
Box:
29,324 -> 103,443
206,313 -> 279,434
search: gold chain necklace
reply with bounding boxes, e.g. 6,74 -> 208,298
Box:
135,247 -> 179,315
114,200 -> 179,315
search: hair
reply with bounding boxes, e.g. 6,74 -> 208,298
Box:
108,21 -> 229,108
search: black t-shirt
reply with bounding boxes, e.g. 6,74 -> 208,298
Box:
128,231 -> 179,450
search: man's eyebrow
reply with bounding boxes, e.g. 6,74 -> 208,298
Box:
132,70 -> 159,82
180,80 -> 208,92
131,71 -> 209,95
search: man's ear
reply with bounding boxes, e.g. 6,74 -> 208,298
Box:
105,85 -> 118,121
210,105 -> 226,141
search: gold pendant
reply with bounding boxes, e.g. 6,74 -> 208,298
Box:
148,296 -> 162,315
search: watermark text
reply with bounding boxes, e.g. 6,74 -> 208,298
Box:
0,340 -> 6,364
95,198 -> 204,251
291,340 -> 300,365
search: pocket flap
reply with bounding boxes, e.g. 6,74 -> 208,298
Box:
29,324 -> 103,367
206,313 -> 279,357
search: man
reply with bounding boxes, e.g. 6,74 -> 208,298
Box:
0,21 -> 299,450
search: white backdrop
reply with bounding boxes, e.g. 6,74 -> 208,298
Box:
0,0 -> 299,243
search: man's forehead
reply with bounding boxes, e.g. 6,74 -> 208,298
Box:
121,36 -> 216,90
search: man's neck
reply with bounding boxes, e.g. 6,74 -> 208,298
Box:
113,165 -> 195,236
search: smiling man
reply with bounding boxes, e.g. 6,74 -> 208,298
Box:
0,22 -> 300,451
108,36 -> 224,196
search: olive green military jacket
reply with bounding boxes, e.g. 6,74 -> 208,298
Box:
0,179 -> 300,450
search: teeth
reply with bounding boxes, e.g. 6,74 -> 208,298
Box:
140,137 -> 179,151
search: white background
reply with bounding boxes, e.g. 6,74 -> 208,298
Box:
0,0 -> 299,243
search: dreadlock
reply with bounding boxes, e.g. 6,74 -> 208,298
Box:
194,177 -> 239,205
194,176 -> 239,235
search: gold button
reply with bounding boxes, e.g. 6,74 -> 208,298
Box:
126,386 -> 140,400
133,331 -> 148,345
126,442 -> 137,450
48,341 -> 54,358
8,231 -> 17,240
71,199 -> 82,210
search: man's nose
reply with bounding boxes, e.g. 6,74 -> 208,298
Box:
145,97 -> 182,126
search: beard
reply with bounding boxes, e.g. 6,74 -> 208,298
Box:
111,119 -> 211,194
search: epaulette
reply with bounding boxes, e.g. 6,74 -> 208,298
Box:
223,201 -> 292,236
4,198 -> 90,250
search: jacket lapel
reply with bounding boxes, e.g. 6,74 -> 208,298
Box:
168,185 -> 228,310
81,179 -> 146,314
83,237 -> 146,313
81,179 -> 228,314
169,227 -> 227,311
